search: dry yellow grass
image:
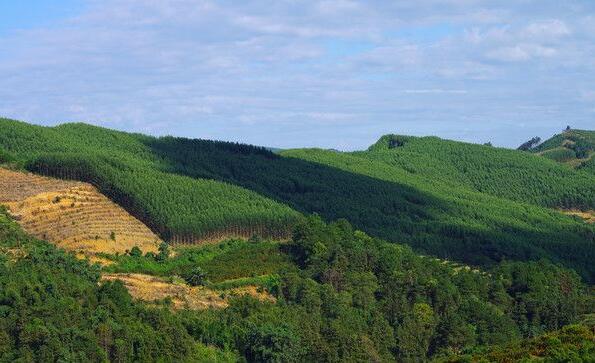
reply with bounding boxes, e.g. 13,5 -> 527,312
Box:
0,168 -> 160,255
101,273 -> 274,310
559,209 -> 595,223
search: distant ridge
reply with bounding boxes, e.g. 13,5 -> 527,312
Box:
530,129 -> 595,173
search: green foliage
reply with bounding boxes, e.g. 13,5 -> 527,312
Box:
517,136 -> 541,151
541,147 -> 577,162
283,146 -> 595,282
0,118 -> 301,242
156,241 -> 170,262
106,239 -> 295,284
184,266 -> 207,286
0,209 -> 233,362
439,319 -> 595,362
1,207 -> 592,362
180,216 -> 591,362
396,303 -> 437,359
128,246 -> 142,257
0,148 -> 15,164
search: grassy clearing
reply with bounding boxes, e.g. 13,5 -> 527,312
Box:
103,239 -> 296,285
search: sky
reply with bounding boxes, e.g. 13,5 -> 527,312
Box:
1,1 -> 594,150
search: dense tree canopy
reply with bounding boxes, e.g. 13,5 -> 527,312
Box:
1,205 -> 593,362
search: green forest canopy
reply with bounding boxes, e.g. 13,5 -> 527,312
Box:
1,207 -> 593,362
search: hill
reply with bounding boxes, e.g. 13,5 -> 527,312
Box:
0,168 -> 160,255
0,119 -> 301,243
0,118 -> 593,282
530,129 -> 595,173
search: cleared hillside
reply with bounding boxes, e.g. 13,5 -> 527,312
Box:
1,118 -> 594,282
0,168 -> 160,255
101,273 -> 273,310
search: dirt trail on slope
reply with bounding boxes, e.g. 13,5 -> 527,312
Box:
0,168 -> 160,255
558,209 -> 595,223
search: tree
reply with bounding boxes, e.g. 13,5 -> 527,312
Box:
128,246 -> 142,257
184,267 -> 207,286
156,242 -> 170,262
245,323 -> 303,362
517,137 -> 541,151
396,303 -> 437,360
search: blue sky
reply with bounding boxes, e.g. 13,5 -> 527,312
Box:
1,0 -> 594,150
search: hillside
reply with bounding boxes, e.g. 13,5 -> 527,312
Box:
531,129 -> 595,172
1,208 -> 593,361
0,119 -> 301,242
0,207 -> 237,362
364,134 -> 594,207
0,118 -> 594,282
0,168 -> 160,255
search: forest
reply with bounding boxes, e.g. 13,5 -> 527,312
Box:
0,208 -> 593,362
0,118 -> 594,282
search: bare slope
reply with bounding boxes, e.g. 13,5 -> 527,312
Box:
0,168 -> 160,255
101,273 -> 273,310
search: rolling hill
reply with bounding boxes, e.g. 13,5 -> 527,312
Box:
530,129 -> 595,173
0,118 -> 593,282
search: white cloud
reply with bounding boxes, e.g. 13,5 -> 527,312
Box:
487,44 -> 557,62
523,19 -> 570,38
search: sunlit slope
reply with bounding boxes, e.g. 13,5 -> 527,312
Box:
531,129 -> 595,173
0,168 -> 160,254
1,118 -> 593,282
365,134 -> 595,208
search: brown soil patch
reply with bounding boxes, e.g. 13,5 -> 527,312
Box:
101,273 -> 273,310
559,209 -> 595,223
0,168 -> 160,255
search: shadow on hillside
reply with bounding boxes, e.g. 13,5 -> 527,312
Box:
142,137 -> 595,282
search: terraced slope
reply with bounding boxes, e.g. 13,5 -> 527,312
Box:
0,167 -> 83,201
0,168 -> 160,254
